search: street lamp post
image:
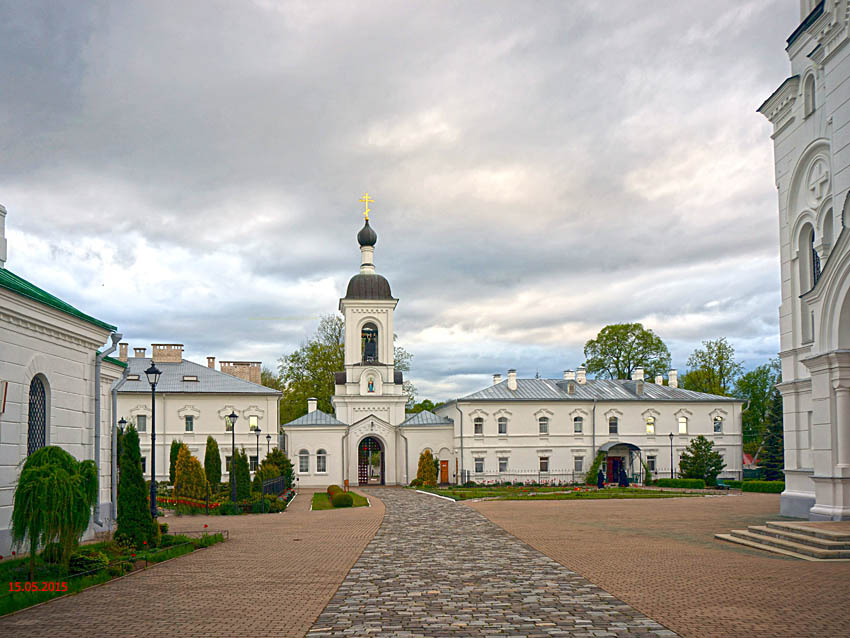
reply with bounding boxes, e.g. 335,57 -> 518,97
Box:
118,417 -> 127,433
266,433 -> 271,455
255,427 -> 261,472
228,411 -> 239,504
669,432 -> 674,480
144,364 -> 162,518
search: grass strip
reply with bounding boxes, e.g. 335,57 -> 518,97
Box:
311,491 -> 369,510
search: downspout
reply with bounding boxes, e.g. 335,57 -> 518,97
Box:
95,332 -> 122,526
112,368 -> 129,521
398,427 -> 410,485
342,424 -> 351,487
454,401 -> 463,484
591,398 -> 597,454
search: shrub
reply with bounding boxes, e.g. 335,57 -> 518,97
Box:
117,426 -> 158,549
641,460 -> 653,485
169,440 -> 183,484
235,449 -> 251,501
204,436 -> 222,488
655,478 -> 706,489
416,450 -> 437,487
266,448 -> 294,486
409,478 -> 423,487
41,542 -> 62,564
159,523 -> 169,534
679,435 -> 725,486
742,480 -> 785,493
173,446 -> 208,500
69,550 -> 109,576
327,484 -> 343,496
332,491 -> 353,507
585,452 -> 606,485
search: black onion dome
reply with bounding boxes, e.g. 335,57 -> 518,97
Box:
357,219 -> 378,247
345,273 -> 393,300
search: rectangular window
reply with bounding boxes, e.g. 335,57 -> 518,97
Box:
250,455 -> 258,471
538,417 -> 549,435
136,415 -> 146,432
299,454 -> 309,473
185,415 -> 194,432
498,417 -> 507,435
713,417 -> 723,433
474,457 -> 484,473
678,416 -> 688,434
226,456 -> 232,472
317,453 -> 327,473
249,415 -> 259,431
499,457 -> 508,473
474,418 -> 483,435
141,457 -> 146,473
646,417 -> 655,435
608,418 -> 618,434
647,455 -> 657,472
539,456 -> 549,472
225,416 -> 233,432
574,417 -> 583,433
574,457 -> 584,472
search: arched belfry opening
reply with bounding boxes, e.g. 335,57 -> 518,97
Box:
358,436 -> 384,485
361,322 -> 379,363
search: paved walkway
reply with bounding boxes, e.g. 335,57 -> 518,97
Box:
472,493 -> 850,638
308,488 -> 675,637
0,489 -> 384,637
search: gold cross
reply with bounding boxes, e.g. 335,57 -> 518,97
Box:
359,192 -> 374,221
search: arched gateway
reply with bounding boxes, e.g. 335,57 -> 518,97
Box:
358,436 -> 385,485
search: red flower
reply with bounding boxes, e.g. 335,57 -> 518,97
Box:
11,551 -> 15,556
143,541 -> 147,545
131,553 -> 136,558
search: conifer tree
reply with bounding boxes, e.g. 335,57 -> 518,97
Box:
679,435 -> 726,485
266,448 -> 294,486
230,448 -> 251,501
174,445 -> 208,500
116,425 -> 156,548
204,436 -> 222,488
416,450 -> 437,487
169,439 -> 183,484
759,388 -> 785,481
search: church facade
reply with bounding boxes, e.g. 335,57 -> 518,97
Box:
758,0 -> 850,519
284,215 -> 743,487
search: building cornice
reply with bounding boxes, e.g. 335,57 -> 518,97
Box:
757,75 -> 799,129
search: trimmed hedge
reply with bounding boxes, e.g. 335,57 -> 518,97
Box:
742,480 -> 785,493
655,478 -> 706,489
331,491 -> 353,507
327,485 -> 343,497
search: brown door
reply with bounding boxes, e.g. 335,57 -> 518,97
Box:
440,460 -> 449,484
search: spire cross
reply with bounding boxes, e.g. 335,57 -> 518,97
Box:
359,192 -> 374,221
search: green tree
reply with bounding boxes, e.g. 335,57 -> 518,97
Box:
758,385 -> 785,481
11,447 -> 98,578
116,425 -> 157,549
266,448 -> 294,486
261,366 -> 283,392
173,446 -> 208,500
409,399 -> 445,413
583,323 -> 671,380
252,460 -> 281,493
230,448 -> 251,501
204,436 -> 222,487
682,337 -> 743,396
416,450 -> 437,487
169,439 -> 183,485
734,360 -> 781,454
679,435 -> 726,485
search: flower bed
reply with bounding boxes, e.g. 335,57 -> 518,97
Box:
156,489 -> 295,515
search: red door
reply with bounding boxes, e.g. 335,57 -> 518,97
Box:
607,457 -> 622,484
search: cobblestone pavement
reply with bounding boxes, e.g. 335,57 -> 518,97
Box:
0,489 -> 384,637
471,493 -> 850,638
308,488 -> 675,637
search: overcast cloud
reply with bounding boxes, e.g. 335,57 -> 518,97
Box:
1,0 -> 798,401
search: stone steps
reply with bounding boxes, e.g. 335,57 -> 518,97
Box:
715,520 -> 850,561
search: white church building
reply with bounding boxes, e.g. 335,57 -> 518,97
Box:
759,0 -> 850,520
284,215 -> 744,487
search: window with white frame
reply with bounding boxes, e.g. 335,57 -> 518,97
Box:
136,414 -> 147,432
141,456 -> 146,473
249,415 -> 259,431
678,416 -> 688,434
250,455 -> 258,471
317,449 -> 327,473
539,456 -> 550,472
574,416 -> 583,433
224,415 -> 233,432
608,416 -> 618,434
574,456 -> 584,472
498,416 -> 508,435
474,417 -> 484,435
713,416 -> 724,433
299,449 -> 309,473
646,416 -> 655,435
499,457 -> 508,473
647,455 -> 656,472
226,456 -> 232,472
538,416 -> 549,435
185,415 -> 194,432
474,457 -> 484,473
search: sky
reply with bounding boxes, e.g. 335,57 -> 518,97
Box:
1,0 -> 800,402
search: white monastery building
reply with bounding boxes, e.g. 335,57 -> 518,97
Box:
759,0 -> 850,520
114,345 -> 281,481
0,204 -> 125,556
284,213 -> 743,487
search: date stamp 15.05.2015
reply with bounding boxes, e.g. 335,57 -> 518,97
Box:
8,582 -> 68,592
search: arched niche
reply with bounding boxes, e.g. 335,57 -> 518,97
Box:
361,321 -> 379,363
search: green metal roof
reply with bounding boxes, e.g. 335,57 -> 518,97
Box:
0,267 -> 117,332
101,354 -> 128,368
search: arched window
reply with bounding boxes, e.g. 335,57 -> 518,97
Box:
28,376 -> 48,455
713,416 -> 724,433
538,416 -> 549,435
316,449 -> 327,473
645,416 -> 655,435
799,223 -> 817,295
473,417 -> 484,435
609,416 -> 618,434
678,416 -> 688,434
361,322 -> 379,363
573,416 -> 583,433
804,73 -> 816,116
497,416 -> 508,435
299,449 -> 309,473
811,228 -> 821,286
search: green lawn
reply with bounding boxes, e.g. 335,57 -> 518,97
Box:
311,491 -> 370,510
414,486 -> 701,501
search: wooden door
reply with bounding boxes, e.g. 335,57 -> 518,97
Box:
440,460 -> 449,484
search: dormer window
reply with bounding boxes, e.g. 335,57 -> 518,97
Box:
182,375 -> 198,382
127,374 -> 140,381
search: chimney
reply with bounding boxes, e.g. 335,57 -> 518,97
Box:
0,203 -> 7,268
118,343 -> 129,362
668,369 -> 678,388
563,369 -> 575,381
308,397 -> 318,413
152,343 -> 183,364
655,375 -> 663,385
632,366 -> 644,381
207,356 -> 216,369
507,369 -> 517,391
576,367 -> 587,384
493,373 -> 502,385
220,361 -> 262,385
134,347 -> 146,358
